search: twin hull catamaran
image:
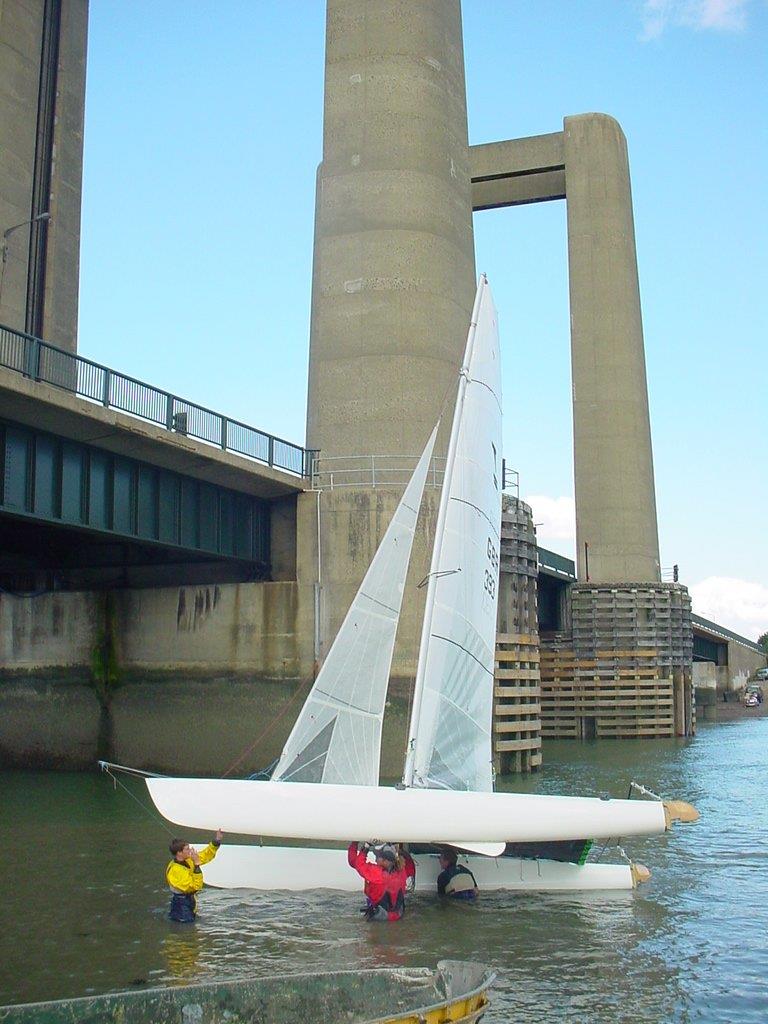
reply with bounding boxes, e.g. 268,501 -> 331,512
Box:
141,276 -> 696,892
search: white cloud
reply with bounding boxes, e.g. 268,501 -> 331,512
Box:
641,0 -> 749,40
524,494 -> 576,550
689,576 -> 768,641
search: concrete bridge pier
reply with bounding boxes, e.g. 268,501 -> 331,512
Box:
564,113 -> 661,585
306,0 -> 477,685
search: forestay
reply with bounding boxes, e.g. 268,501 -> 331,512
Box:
403,276 -> 502,793
271,424 -> 438,786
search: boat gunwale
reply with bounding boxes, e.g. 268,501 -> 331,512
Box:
364,960 -> 497,1024
0,960 -> 495,1022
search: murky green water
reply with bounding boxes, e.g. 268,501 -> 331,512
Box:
2,720 -> 766,1022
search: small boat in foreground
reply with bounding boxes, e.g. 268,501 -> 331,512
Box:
0,960 -> 495,1024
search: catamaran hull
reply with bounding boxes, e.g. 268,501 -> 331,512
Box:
199,844 -> 636,892
146,777 -> 666,842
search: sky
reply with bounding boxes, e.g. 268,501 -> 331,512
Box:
78,1 -> 767,640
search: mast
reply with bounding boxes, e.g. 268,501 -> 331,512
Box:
402,276 -> 488,788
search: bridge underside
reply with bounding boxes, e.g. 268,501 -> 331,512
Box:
0,417 -> 285,591
0,514 -> 269,592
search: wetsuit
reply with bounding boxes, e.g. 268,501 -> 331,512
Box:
347,843 -> 408,921
166,841 -> 220,922
437,862 -> 477,901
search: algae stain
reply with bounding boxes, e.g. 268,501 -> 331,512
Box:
90,593 -> 120,761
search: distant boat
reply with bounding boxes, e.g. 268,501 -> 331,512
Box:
105,276 -> 697,889
0,959 -> 496,1024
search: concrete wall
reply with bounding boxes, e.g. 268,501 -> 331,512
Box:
727,638 -> 765,685
308,482 -> 440,686
0,581 -> 315,771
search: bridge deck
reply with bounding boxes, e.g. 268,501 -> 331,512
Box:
0,367 -> 305,500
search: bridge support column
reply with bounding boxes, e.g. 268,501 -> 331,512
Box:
0,0 -> 87,350
306,0 -> 477,698
563,113 -> 661,585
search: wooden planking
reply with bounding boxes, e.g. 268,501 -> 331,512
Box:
539,583 -> 694,740
493,499 -> 542,774
495,738 -> 542,752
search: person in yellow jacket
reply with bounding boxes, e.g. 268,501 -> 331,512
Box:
166,829 -> 223,922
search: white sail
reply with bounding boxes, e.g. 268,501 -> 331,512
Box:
271,424 -> 438,787
403,276 -> 502,792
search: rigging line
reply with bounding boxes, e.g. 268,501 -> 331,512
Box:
432,633 -> 495,676
101,763 -> 176,836
359,591 -> 400,616
220,673 -> 315,779
311,689 -> 380,714
417,568 -> 461,589
449,496 -> 500,535
97,760 -> 164,778
466,375 -> 503,413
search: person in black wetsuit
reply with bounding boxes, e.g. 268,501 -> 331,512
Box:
436,848 -> 477,901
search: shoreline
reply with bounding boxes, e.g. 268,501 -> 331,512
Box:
700,700 -> 767,722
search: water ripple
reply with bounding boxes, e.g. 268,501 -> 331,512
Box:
1,720 -> 767,1022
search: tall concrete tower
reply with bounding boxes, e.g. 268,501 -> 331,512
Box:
304,0 -> 477,696
564,115 -> 660,584
0,0 -> 87,350
306,0 -> 476,460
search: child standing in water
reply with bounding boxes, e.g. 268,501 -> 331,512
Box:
166,829 -> 223,922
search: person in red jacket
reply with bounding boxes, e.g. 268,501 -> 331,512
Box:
399,844 -> 417,892
347,842 -> 409,921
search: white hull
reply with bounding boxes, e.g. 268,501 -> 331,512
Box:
147,777 -> 666,842
199,844 -> 636,892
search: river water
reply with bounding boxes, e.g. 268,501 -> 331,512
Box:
2,719 -> 766,1022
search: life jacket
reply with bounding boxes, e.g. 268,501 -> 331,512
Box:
438,863 -> 477,901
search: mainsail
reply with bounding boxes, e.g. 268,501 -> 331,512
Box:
403,276 -> 502,793
271,424 -> 438,787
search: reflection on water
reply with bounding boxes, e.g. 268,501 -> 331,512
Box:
2,720 -> 767,1022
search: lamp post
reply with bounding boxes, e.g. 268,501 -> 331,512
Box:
0,211 -> 51,313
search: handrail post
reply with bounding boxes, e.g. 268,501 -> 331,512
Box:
268,435 -> 274,467
221,416 -> 227,451
102,368 -> 111,407
165,394 -> 174,430
371,454 -> 376,488
25,337 -> 41,379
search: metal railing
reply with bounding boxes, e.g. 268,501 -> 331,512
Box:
0,323 -> 311,478
311,453 -> 447,490
312,453 -> 520,493
501,461 -> 519,498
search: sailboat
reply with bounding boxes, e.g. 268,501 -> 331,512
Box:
136,276 -> 696,892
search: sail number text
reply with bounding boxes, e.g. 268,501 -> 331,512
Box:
484,537 -> 499,599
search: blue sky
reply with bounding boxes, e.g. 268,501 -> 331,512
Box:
78,1 -> 767,639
